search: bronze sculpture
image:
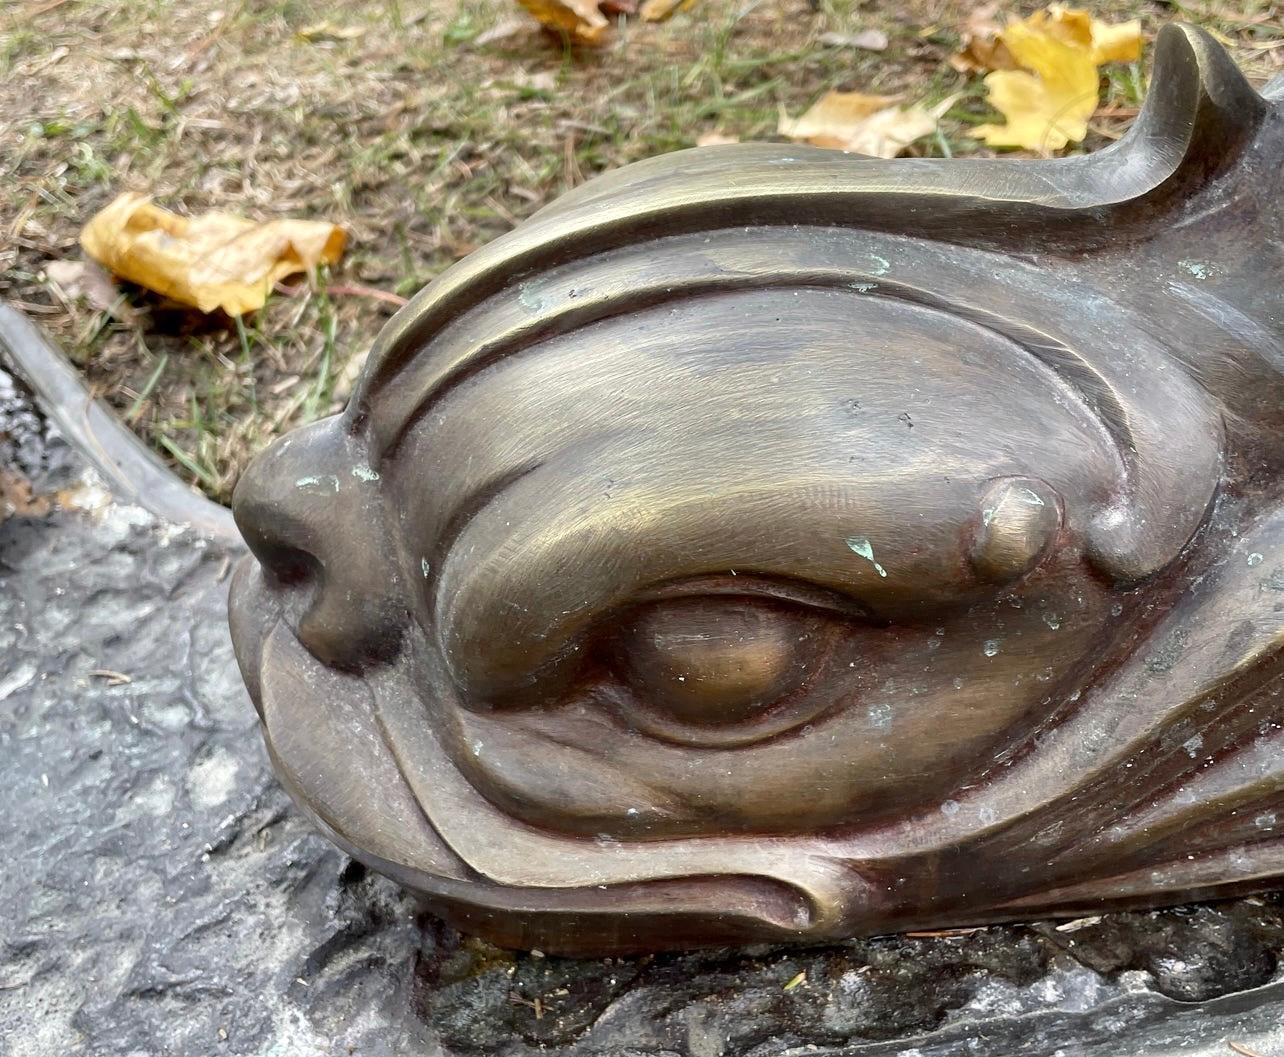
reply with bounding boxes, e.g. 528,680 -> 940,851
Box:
228,25 -> 1284,955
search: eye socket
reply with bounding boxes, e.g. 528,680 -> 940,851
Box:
609,584 -> 852,747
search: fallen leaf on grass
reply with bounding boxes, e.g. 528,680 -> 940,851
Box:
1034,5 -> 1142,65
696,131 -> 739,146
780,91 -> 901,147
515,0 -> 610,43
80,193 -> 346,316
962,5 -> 1142,153
780,91 -> 958,159
640,0 -> 697,22
953,4 -> 1140,73
818,29 -> 889,52
969,16 -> 1100,153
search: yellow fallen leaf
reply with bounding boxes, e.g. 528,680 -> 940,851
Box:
515,0 -> 610,42
1034,5 -> 1142,65
80,193 -> 346,316
640,0 -> 697,21
780,92 -> 957,159
953,4 -> 1140,74
970,17 -> 1101,153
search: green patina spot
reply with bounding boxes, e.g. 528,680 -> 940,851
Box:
846,536 -> 888,577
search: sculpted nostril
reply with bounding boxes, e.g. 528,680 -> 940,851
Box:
232,444 -> 321,588
231,416 -> 408,669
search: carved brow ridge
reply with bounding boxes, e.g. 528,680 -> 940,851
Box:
375,272 -> 1139,494
347,23 -> 1263,439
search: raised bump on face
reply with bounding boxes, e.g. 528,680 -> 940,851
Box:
970,477 -> 1063,585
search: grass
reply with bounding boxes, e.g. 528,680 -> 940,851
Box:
0,0 -> 1280,502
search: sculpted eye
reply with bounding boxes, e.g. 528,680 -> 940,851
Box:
610,582 -> 854,747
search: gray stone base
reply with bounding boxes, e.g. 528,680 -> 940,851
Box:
5,349 -> 1284,1057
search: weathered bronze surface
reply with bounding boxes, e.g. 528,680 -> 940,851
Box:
229,26 -> 1284,955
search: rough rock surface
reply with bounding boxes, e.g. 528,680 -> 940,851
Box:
6,363 -> 1284,1057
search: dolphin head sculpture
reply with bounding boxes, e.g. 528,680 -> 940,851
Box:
230,26 -> 1284,954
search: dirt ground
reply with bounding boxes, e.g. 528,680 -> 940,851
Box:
1,0 -> 1280,502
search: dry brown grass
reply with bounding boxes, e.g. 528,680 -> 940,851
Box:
1,0 -> 1280,501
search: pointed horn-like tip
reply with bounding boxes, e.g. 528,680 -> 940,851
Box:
1153,22 -> 1265,116
1124,22 -> 1267,165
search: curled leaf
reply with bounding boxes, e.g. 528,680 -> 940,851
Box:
780,91 -> 957,159
514,0 -> 610,43
80,193 -> 346,316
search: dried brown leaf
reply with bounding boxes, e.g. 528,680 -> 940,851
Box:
296,20 -> 367,42
780,92 -> 957,159
472,17 -> 538,47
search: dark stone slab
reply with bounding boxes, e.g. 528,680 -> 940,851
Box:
7,356 -> 1284,1056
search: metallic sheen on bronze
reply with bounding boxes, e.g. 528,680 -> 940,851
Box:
229,26 -> 1284,955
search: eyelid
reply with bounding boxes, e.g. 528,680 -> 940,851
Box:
631,574 -> 879,623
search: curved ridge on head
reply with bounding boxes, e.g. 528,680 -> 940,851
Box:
349,23 -> 1265,423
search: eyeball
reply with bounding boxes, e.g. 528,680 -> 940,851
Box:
970,477 -> 1062,585
609,595 -> 841,748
